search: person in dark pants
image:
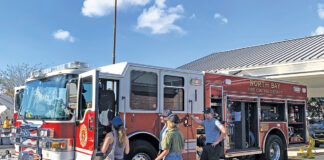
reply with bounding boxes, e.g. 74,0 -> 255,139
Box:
191,108 -> 226,160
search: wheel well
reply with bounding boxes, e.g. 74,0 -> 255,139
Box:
263,128 -> 287,152
129,133 -> 159,151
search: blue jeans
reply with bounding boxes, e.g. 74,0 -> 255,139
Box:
164,152 -> 183,160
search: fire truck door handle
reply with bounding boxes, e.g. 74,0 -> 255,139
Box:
88,117 -> 93,131
189,100 -> 193,127
122,96 -> 126,128
131,114 -> 135,122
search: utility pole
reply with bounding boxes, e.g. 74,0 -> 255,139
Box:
112,0 -> 117,64
112,0 -> 117,91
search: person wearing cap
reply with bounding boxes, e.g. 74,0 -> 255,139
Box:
101,116 -> 130,160
155,114 -> 185,160
158,110 -> 172,154
191,108 -> 226,160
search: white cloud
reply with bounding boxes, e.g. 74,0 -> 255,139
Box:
53,29 -> 75,43
82,0 -> 150,17
312,26 -> 324,36
222,18 -> 228,23
318,3 -> 324,19
189,13 -> 196,19
155,0 -> 166,8
214,13 -> 228,24
214,13 -> 221,19
136,0 -> 185,34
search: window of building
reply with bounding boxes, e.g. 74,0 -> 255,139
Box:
164,75 -> 184,111
130,71 -> 158,110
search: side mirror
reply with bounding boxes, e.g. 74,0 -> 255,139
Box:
66,78 -> 78,110
183,115 -> 192,127
14,89 -> 24,112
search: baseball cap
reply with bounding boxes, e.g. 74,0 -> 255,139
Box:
159,110 -> 172,117
110,116 -> 123,127
164,114 -> 181,124
203,108 -> 214,114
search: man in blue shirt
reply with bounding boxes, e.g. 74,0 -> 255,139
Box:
191,108 -> 226,160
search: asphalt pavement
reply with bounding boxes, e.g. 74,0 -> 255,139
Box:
1,144 -> 324,160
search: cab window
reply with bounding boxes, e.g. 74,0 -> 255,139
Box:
78,76 -> 92,120
164,75 -> 184,111
130,70 -> 158,110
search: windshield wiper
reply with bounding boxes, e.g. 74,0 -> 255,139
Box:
18,113 -> 28,124
42,119 -> 48,125
17,107 -> 28,124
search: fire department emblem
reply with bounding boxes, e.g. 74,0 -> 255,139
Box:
80,124 -> 88,147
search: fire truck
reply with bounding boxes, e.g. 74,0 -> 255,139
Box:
10,61 -> 308,160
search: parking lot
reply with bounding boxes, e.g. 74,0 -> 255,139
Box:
1,144 -> 324,160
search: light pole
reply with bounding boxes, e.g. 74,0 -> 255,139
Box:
112,0 -> 117,91
112,0 -> 117,65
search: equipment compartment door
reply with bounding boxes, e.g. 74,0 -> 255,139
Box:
75,69 -> 99,160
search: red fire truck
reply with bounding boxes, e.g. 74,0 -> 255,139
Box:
11,61 -> 308,160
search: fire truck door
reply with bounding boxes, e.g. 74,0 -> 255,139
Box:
75,70 -> 99,160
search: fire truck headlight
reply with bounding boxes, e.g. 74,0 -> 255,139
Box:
11,127 -> 19,134
40,130 -> 48,137
39,129 -> 54,138
40,140 -> 50,149
51,140 -> 67,150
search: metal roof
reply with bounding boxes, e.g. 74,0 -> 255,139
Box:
178,34 -> 324,72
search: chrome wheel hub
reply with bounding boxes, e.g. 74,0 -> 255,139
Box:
132,153 -> 151,160
269,142 -> 280,160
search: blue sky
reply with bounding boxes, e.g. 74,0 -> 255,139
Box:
1,0 -> 324,70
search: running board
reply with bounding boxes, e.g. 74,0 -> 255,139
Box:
225,150 -> 262,158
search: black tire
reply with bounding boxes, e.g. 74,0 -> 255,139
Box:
263,135 -> 285,160
315,140 -> 321,147
126,140 -> 157,160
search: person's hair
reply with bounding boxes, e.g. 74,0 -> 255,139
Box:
167,121 -> 177,129
114,125 -> 126,147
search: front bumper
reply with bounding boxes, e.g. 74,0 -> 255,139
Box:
41,150 -> 74,160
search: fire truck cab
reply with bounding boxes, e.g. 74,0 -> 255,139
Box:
11,61 -> 308,160
11,62 -> 204,160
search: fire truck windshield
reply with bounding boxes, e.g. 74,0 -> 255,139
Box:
19,74 -> 75,120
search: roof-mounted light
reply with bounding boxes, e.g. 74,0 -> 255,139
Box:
54,61 -> 89,70
29,61 -> 89,79
30,70 -> 44,79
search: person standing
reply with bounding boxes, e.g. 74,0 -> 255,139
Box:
2,116 -> 10,129
158,110 -> 172,154
155,114 -> 185,160
101,116 -> 130,160
191,108 -> 226,160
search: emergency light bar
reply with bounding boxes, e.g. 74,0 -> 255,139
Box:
29,61 -> 89,79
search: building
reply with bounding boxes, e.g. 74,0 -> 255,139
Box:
179,34 -> 324,97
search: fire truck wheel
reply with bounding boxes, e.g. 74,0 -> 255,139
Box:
263,135 -> 284,160
127,140 -> 157,160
